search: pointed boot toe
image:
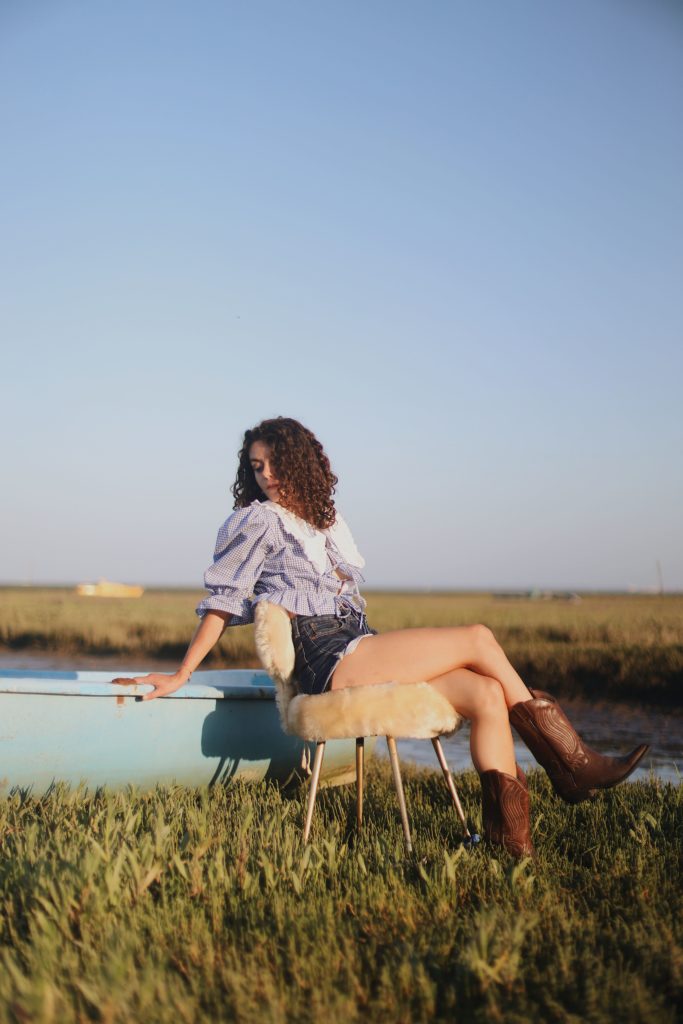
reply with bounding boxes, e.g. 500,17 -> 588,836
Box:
611,743 -> 650,781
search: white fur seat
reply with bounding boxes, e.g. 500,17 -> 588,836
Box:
254,602 -> 472,852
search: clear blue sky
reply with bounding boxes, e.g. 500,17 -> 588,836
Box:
1,1 -> 681,590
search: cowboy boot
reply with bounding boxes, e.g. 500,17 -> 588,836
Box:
480,764 -> 535,859
509,688 -> 649,804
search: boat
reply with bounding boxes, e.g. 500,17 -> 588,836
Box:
0,669 -> 368,795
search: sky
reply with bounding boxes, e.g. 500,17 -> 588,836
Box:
1,0 -> 682,591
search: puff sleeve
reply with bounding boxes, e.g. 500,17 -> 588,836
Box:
195,504 -> 273,624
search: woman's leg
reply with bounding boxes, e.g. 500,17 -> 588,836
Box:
331,627 -> 518,775
427,667 -> 517,776
331,624 -> 530,707
330,624 -> 648,803
331,625 -> 530,850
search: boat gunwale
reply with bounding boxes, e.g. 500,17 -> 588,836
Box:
0,669 -> 277,701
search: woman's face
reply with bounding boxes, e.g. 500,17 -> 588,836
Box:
249,440 -> 281,502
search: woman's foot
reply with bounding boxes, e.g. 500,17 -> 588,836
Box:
509,689 -> 649,804
480,764 -> 535,859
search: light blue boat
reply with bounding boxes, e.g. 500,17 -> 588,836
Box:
0,669 -> 367,795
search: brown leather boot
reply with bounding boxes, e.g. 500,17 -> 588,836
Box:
509,688 -> 649,804
480,764 -> 535,859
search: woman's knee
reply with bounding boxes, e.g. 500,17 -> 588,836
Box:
468,623 -> 499,657
469,674 -> 507,718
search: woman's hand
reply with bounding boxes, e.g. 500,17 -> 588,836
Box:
112,671 -> 190,701
111,611 -> 230,703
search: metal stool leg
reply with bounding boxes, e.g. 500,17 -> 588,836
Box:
386,736 -> 413,853
303,741 -> 326,844
431,736 -> 480,847
356,737 -> 364,830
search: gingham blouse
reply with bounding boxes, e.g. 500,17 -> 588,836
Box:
196,500 -> 366,624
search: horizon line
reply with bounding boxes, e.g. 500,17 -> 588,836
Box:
1,581 -> 680,597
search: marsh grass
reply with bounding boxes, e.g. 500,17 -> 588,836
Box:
0,766 -> 681,1023
1,588 -> 681,704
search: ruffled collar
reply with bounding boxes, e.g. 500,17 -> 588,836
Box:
262,501 -> 365,573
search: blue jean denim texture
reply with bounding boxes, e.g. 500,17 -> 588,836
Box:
291,608 -> 377,695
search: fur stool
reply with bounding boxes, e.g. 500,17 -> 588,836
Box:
254,602 -> 473,852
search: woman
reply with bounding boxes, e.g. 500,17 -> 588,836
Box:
132,416 -> 648,856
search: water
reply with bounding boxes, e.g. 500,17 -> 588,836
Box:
0,650 -> 181,673
1,651 -> 679,784
379,697 -> 681,785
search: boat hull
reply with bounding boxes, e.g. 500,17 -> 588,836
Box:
0,669 -> 369,794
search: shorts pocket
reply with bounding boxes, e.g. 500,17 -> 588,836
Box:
300,616 -> 342,642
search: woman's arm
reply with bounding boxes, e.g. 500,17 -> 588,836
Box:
118,505 -> 272,700
119,610 -> 232,701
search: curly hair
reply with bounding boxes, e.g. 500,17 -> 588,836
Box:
232,417 -> 338,529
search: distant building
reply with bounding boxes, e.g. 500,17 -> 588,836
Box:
76,579 -> 144,598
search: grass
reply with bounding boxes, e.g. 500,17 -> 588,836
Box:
0,766 -> 681,1023
1,587 -> 682,705
2,589 -> 680,1019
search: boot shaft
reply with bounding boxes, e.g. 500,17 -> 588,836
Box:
480,766 -> 534,859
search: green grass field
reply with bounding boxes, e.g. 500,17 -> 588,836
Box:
2,590 -> 681,1021
1,588 -> 681,704
1,768 -> 680,1023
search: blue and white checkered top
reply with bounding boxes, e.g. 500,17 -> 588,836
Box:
196,500 -> 366,624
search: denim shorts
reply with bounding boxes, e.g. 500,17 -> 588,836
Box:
291,610 -> 377,695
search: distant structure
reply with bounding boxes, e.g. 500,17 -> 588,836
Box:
493,590 -> 581,603
628,562 -> 665,595
76,579 -> 144,598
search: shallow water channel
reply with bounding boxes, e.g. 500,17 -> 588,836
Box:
381,698 -> 681,785
2,650 -> 680,785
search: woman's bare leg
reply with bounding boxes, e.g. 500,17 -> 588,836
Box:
427,667 -> 517,775
331,624 -> 530,708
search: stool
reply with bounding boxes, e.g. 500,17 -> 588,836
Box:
254,602 -> 477,852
